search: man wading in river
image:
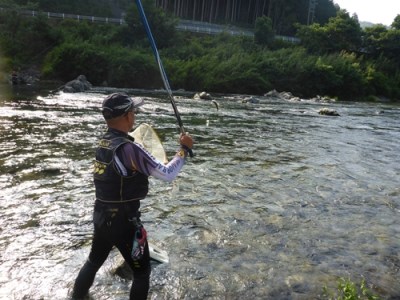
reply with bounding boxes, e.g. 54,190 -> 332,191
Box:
71,92 -> 193,300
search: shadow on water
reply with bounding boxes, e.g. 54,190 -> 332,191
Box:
0,85 -> 399,299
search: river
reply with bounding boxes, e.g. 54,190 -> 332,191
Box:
0,83 -> 399,299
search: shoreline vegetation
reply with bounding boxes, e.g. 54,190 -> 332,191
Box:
0,2 -> 399,102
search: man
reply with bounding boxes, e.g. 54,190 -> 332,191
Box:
71,92 -> 193,299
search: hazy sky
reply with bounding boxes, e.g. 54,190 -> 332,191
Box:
333,0 -> 399,25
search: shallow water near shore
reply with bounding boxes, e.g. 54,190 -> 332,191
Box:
0,83 -> 399,299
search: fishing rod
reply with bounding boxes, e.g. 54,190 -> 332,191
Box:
135,0 -> 193,157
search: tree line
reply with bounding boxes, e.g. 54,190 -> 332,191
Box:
1,0 -> 338,35
0,0 -> 399,101
155,0 -> 338,35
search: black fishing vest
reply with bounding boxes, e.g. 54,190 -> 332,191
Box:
93,129 -> 149,203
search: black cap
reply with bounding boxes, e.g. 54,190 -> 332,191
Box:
102,92 -> 144,120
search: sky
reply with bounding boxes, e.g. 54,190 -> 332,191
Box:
333,0 -> 400,26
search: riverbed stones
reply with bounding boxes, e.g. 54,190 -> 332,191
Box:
264,89 -> 336,103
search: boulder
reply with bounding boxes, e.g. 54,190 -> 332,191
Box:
311,95 -> 336,102
280,91 -> 294,100
194,91 -> 212,100
61,75 -> 92,93
264,90 -> 300,101
264,89 -> 280,98
9,68 -> 40,85
319,108 -> 340,116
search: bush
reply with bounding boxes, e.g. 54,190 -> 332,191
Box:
42,42 -> 108,84
105,47 -> 160,88
0,12 -> 60,67
204,52 -> 271,94
1,5 -> 399,101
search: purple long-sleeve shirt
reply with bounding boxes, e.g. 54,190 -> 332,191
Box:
115,141 -> 186,182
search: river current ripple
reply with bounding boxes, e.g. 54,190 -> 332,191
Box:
0,85 -> 399,299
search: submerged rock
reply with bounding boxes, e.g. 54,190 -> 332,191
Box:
311,95 -> 336,102
242,96 -> 260,104
318,108 -> 340,116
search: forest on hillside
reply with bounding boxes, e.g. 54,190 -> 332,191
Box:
0,0 -> 337,35
155,0 -> 337,35
0,0 -> 399,101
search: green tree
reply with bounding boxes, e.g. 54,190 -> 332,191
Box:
380,29 -> 400,65
363,24 -> 400,68
204,51 -> 271,94
124,1 -> 178,49
314,0 -> 338,25
42,42 -> 108,84
254,16 -> 275,47
295,22 -> 327,54
105,46 -> 160,88
324,10 -> 362,52
0,11 -> 60,66
391,14 -> 400,29
297,10 -> 362,54
363,25 -> 389,58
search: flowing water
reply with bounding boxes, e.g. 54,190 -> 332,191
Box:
0,83 -> 399,299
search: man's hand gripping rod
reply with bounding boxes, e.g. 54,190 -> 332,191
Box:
135,0 -> 193,157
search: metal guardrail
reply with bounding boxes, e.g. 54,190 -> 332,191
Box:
176,22 -> 254,36
18,9 -> 125,24
177,20 -> 300,43
0,7 -> 300,42
0,7 -> 124,24
276,35 -> 301,43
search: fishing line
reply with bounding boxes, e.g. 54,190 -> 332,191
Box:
135,0 -> 193,157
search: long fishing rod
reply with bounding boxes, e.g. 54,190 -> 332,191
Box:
135,0 -> 193,157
